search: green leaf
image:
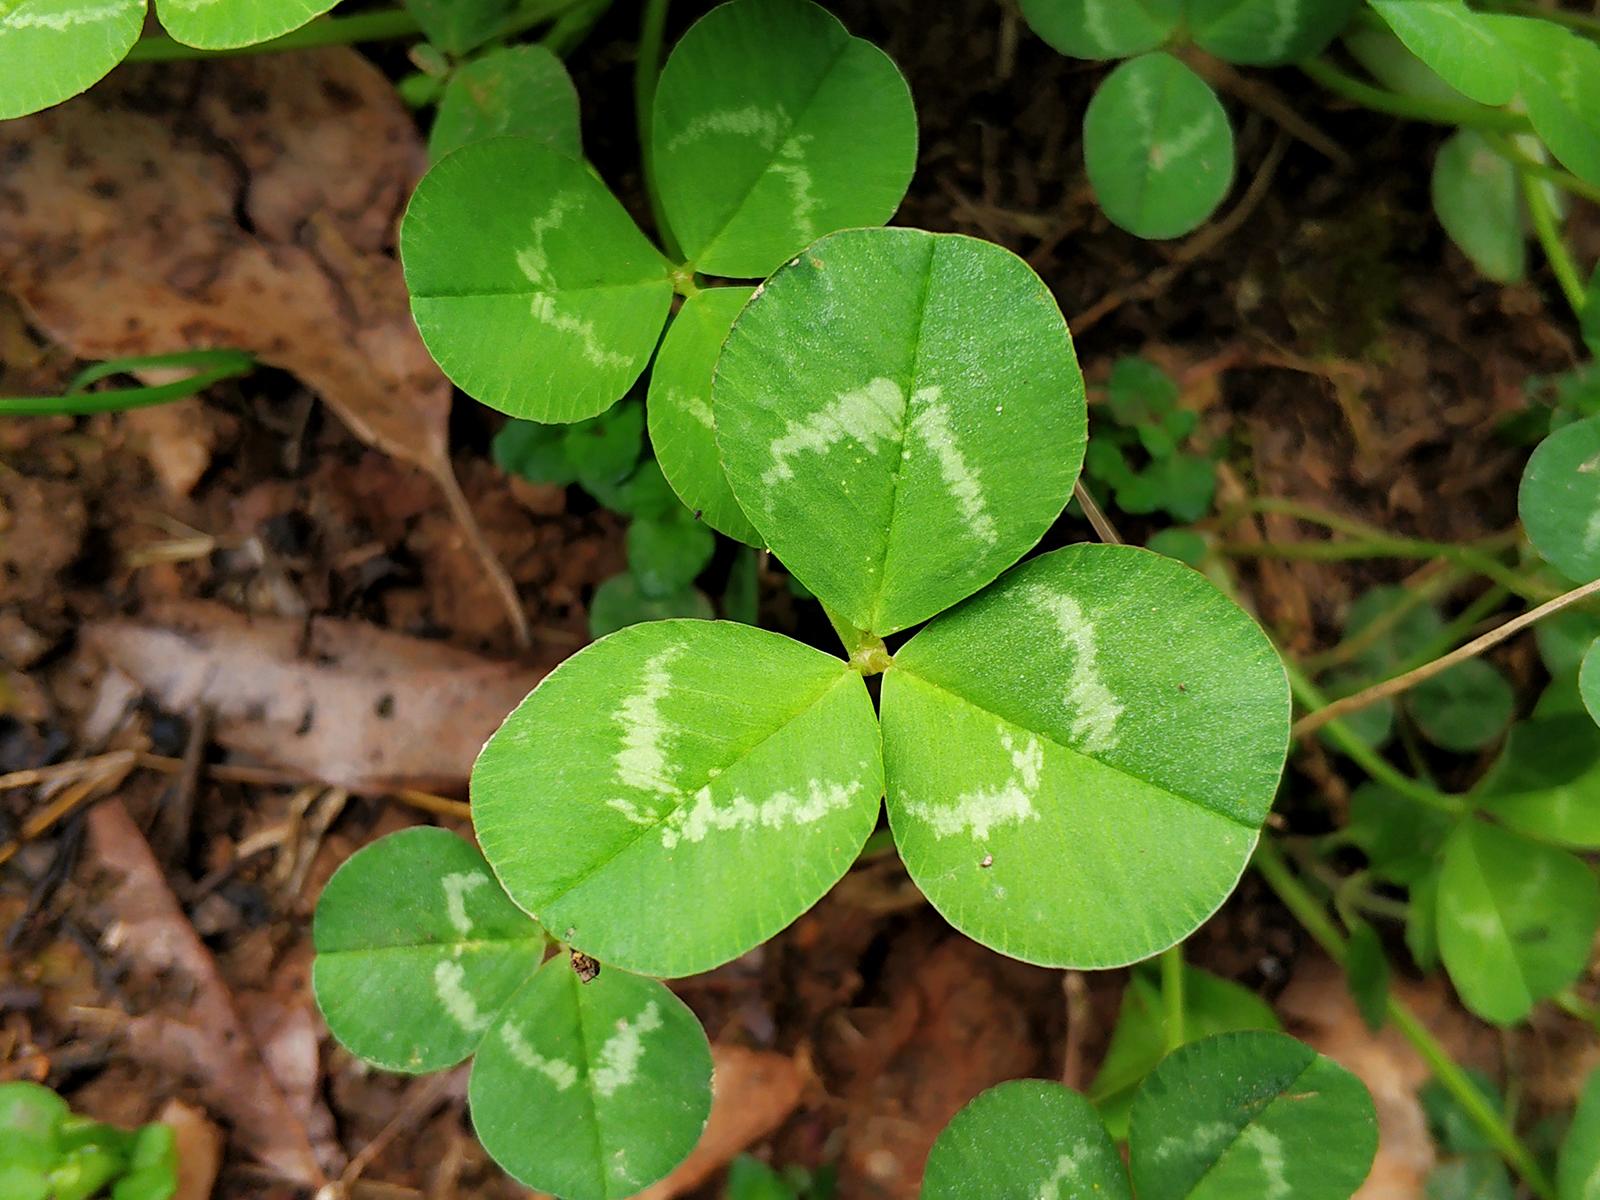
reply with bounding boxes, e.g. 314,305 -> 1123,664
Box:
0,1082 -> 68,1168
1559,1067 -> 1600,1200
1426,1157 -> 1515,1200
1407,658 -> 1514,752
1537,605 -> 1600,677
1582,638 -> 1600,727
588,573 -> 714,637
714,227 -> 1087,636
402,140 -> 674,422
1016,0 -> 1181,60
1128,1031 -> 1378,1200
154,0 -> 339,51
1341,27 -> 1470,104
0,0 -> 146,120
726,1157 -> 800,1200
1345,586 -> 1447,675
468,955 -> 713,1200
1106,355 -> 1179,425
1474,715 -> 1600,848
1421,1070 -> 1504,1157
1368,1 -> 1514,106
1520,415 -> 1600,584
1088,964 -> 1280,1140
1083,54 -> 1235,240
403,0 -> 520,54
312,827 -> 546,1073
920,1080 -> 1131,1200
1345,783 -> 1455,885
598,459 -> 682,521
881,544 -> 1289,968
1146,528 -> 1209,566
473,619 -> 883,977
111,1125 -> 177,1200
646,287 -> 763,546
429,45 -> 582,162
1489,16 -> 1600,187
1435,818 -> 1600,1025
494,419 -> 579,486
1345,919 -> 1391,1033
626,509 -> 715,598
651,0 -> 917,278
1583,264 -> 1600,359
1186,0 -> 1358,66
1407,866 -> 1442,971
1431,129 -> 1525,284
566,400 -> 645,491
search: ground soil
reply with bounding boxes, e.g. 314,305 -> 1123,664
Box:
2,2 -> 1595,1198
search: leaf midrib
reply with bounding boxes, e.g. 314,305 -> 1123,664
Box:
888,665 -> 1261,831
317,935 -> 543,960
538,667 -> 862,908
411,279 -> 672,302
1171,1053 -> 1323,1198
685,35 -> 854,269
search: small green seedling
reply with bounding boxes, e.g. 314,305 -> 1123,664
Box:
1083,356 -> 1217,525
1018,0 -> 1358,237
315,221 -> 1293,1196
920,1031 -> 1378,1199
0,1082 -> 177,1200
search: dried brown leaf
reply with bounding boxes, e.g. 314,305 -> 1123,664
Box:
86,799 -> 325,1186
0,53 -> 527,643
82,599 -> 543,793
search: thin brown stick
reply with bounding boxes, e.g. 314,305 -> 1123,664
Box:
1294,576 -> 1600,737
434,464 -> 531,650
1074,480 -> 1125,546
1072,132 -> 1289,332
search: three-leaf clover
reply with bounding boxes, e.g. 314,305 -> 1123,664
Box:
403,0 -> 917,422
921,1032 -> 1378,1199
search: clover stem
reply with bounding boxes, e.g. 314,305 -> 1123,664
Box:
1519,169 -> 1589,318
1295,576 -> 1600,738
125,8 -> 425,60
1480,131 -> 1600,206
1159,943 -> 1185,1053
635,0 -> 684,262
0,349 -> 256,416
1283,664 -> 1467,815
542,0 -> 614,57
1251,838 -> 1558,1200
1299,58 -> 1530,134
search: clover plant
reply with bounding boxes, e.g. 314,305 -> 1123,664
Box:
316,206 -> 1294,1193
920,1032 -> 1378,1199
0,1082 -> 177,1200
1017,0 -> 1359,237
1084,356 -> 1218,527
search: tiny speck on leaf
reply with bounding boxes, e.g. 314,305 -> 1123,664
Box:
980,853 -> 994,868
571,951 -> 601,982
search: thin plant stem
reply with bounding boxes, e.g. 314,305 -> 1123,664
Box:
1388,584 -> 1512,679
542,0 -> 614,57
125,8 -> 425,61
1301,563 -> 1465,673
1160,943 -> 1185,1053
1300,57 -> 1530,133
635,0 -> 683,262
1251,839 -> 1557,1200
1295,576 -> 1600,737
1480,130 -> 1600,207
1284,663 -> 1467,815
0,349 -> 255,416
1520,169 -> 1589,317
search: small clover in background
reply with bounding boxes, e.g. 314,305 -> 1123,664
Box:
0,1082 -> 178,1200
